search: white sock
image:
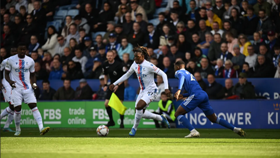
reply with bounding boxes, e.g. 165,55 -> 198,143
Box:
142,110 -> 162,121
132,109 -> 143,130
0,107 -> 12,120
14,111 -> 21,132
4,112 -> 14,128
32,107 -> 44,130
190,129 -> 198,133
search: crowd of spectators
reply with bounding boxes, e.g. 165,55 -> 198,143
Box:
1,0 -> 280,101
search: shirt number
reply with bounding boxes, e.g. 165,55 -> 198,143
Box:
190,74 -> 195,81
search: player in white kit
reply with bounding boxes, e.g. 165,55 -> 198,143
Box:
109,46 -> 171,136
0,58 -> 15,132
5,44 -> 50,136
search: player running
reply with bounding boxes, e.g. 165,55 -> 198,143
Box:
5,44 -> 50,136
109,46 -> 171,136
173,60 -> 246,138
0,58 -> 15,132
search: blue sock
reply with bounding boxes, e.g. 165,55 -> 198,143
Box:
216,118 -> 235,130
178,115 -> 194,131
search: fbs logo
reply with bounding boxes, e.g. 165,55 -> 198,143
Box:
273,103 -> 279,110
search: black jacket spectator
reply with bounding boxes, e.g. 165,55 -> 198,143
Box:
197,66 -> 214,79
42,0 -> 56,21
1,25 -> 15,53
242,15 -> 259,36
128,30 -> 145,47
80,3 -> 98,27
197,79 -> 207,91
205,81 -> 223,99
232,81 -> 256,99
40,87 -> 56,100
253,58 -> 276,78
212,5 -> 226,19
217,86 -> 234,99
35,62 -> 49,80
66,61 -> 84,80
93,2 -> 115,32
256,16 -> 274,36
19,15 -> 38,44
74,83 -> 94,100
31,2 -> 47,33
53,87 -> 75,100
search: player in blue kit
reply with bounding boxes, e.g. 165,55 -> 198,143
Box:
173,60 -> 246,138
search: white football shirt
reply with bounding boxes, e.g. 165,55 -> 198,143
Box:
1,58 -> 10,87
5,55 -> 35,90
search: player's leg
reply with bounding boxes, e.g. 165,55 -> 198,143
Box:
11,89 -> 22,136
3,103 -> 15,132
0,103 -> 13,120
129,99 -> 146,136
104,99 -> 115,127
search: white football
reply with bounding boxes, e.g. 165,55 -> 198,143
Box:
96,125 -> 109,136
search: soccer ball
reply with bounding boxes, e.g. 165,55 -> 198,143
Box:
96,125 -> 109,136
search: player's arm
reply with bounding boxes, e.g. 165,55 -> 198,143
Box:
156,69 -> 170,95
109,66 -> 134,91
175,72 -> 185,100
4,59 -> 15,88
30,60 -> 37,89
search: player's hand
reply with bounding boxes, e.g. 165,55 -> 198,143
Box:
165,89 -> 171,97
9,81 -> 16,88
109,84 -> 114,91
103,85 -> 108,92
178,94 -> 184,100
174,89 -> 181,101
113,85 -> 119,92
32,83 -> 37,90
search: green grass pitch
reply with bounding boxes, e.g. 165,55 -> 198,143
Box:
1,128 -> 280,158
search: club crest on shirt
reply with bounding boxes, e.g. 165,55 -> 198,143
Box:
113,71 -> 117,75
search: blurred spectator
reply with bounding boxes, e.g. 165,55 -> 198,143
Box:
19,14 -> 37,43
184,52 -> 192,65
42,0 -> 55,21
105,33 -> 120,53
124,80 -> 136,101
41,52 -> 52,72
197,7 -> 208,23
66,60 -> 84,80
238,34 -> 251,57
242,62 -> 254,78
161,57 -> 175,78
150,57 -> 159,68
14,15 -> 24,40
82,36 -> 92,58
128,22 -> 145,47
275,58 -> 280,78
157,45 -> 170,67
42,26 -> 58,57
6,0 -> 17,9
176,33 -> 191,53
232,73 -> 256,99
229,8 -> 243,34
72,48 -> 88,73
92,75 -> 108,100
135,13 -> 147,34
186,20 -> 198,39
61,16 -> 74,38
118,37 -> 134,60
35,62 -> 48,80
253,54 -> 275,77
169,10 -> 180,32
66,24 -> 79,44
273,46 -> 280,68
28,35 -> 40,54
154,75 -> 165,101
222,21 -> 237,40
69,38 -> 78,54
78,28 -> 86,47
139,0 -> 155,20
156,12 -> 167,35
214,59 -> 224,78
169,45 -> 184,63
211,21 -> 224,36
115,24 -> 124,43
0,48 -> 8,60
98,45 -> 107,63
205,9 -> 222,29
146,23 -> 159,49
251,32 -> 265,53
2,13 -> 16,32
103,21 -> 116,44
241,0 -> 249,16
74,15 -> 90,34
31,1 -> 46,33
74,78 -> 94,100
30,51 -> 41,63
259,44 -> 272,61
198,20 -> 211,42
245,45 -> 257,68
93,2 -> 115,32
256,9 -> 274,37
53,79 -> 75,100
205,74 -> 223,99
186,0 -> 199,21
131,0 -> 148,22
193,47 -> 207,67
194,72 -> 206,90
271,0 -> 280,34
84,46 -> 98,77
87,57 -> 103,79
122,12 -> 133,35
122,53 -> 133,71
94,34 -> 103,51
253,0 -> 271,16
160,24 -> 172,46
225,32 -> 238,56
228,0 -> 240,15
9,6 -> 18,22
217,78 -> 234,99
61,47 -> 74,65
212,0 -> 226,19
197,57 -> 214,79
115,4 -> 129,24
55,35 -> 68,56
80,3 -> 98,27
27,0 -> 35,13
39,80 -> 56,100
198,32 -> 213,56
223,60 -> 237,78
243,7 -> 259,37
208,33 -> 223,65
10,47 -> 18,56
48,59 -> 63,80
1,25 -> 15,54
267,31 -> 280,53
232,44 -> 246,70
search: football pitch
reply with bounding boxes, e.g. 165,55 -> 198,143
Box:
1,128 -> 280,158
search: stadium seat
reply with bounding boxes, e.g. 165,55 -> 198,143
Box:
92,31 -> 106,44
71,0 -> 79,5
54,10 -> 67,20
67,9 -> 79,17
59,4 -> 76,10
161,0 -> 168,7
149,18 -> 159,26
153,8 -> 166,18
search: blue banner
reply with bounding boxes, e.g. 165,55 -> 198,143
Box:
173,100 -> 280,129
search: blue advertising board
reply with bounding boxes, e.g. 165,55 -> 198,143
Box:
173,100 -> 280,129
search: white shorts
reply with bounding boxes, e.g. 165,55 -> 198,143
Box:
135,88 -> 158,109
11,88 -> 37,106
2,85 -> 12,102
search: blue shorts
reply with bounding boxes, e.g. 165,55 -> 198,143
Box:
180,91 -> 214,116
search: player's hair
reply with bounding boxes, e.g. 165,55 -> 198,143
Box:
174,60 -> 185,67
42,80 -> 50,84
161,92 -> 167,96
274,45 -> 280,50
133,46 -> 149,60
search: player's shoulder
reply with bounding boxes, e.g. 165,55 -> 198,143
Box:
143,60 -> 155,68
7,55 -> 17,60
